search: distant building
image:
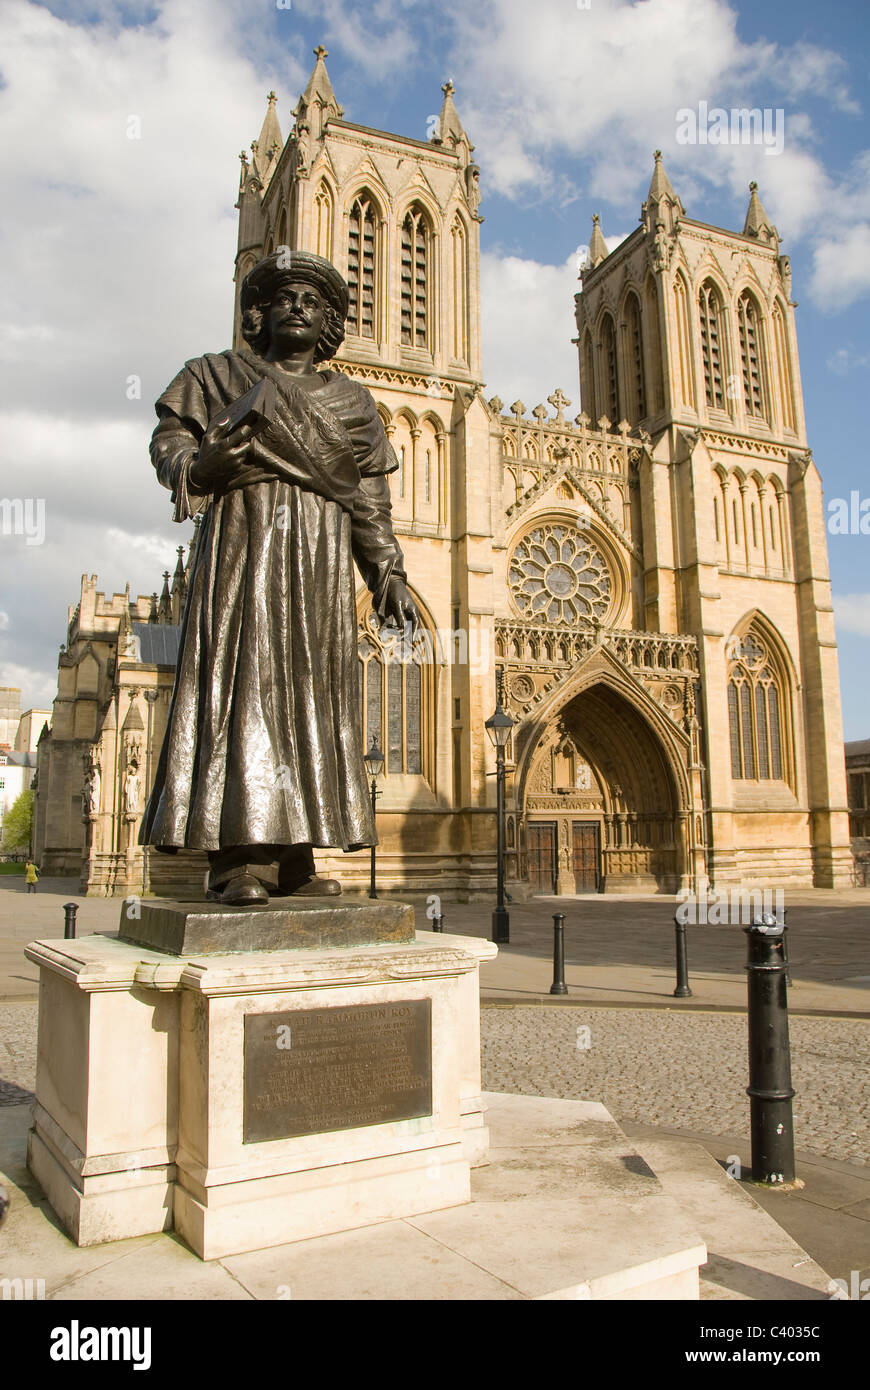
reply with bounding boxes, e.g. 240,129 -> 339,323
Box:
14,709 -> 51,754
0,688 -> 20,750
32,542 -> 203,896
846,740 -> 870,886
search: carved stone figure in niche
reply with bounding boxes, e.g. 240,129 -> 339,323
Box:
124,764 -> 141,816
83,761 -> 101,817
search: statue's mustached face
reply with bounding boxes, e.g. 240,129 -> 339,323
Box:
268,282 -> 325,354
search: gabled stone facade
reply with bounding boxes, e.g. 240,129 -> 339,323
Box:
33,52 -> 854,896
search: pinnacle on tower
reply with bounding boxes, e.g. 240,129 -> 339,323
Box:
642,150 -> 684,231
588,214 -> 608,268
293,45 -> 343,142
252,90 -> 283,180
431,78 -> 469,151
743,181 -> 778,246
158,571 -> 172,624
648,149 -> 676,204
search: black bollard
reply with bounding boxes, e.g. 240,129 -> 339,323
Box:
550,912 -> 567,995
673,911 -> 692,998
432,912 -> 444,933
744,918 -> 796,1185
63,902 -> 78,940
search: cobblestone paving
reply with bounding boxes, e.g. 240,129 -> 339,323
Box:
482,1006 -> 870,1167
0,1002 -> 37,1105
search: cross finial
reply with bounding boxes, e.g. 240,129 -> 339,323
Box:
749,180 -> 758,192
314,45 -> 328,61
548,388 -> 571,420
442,79 -> 455,97
267,90 -> 276,104
654,149 -> 662,160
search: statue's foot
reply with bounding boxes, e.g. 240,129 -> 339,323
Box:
278,874 -> 342,898
206,872 -> 269,906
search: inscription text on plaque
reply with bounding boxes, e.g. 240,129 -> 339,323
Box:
243,1000 -> 432,1143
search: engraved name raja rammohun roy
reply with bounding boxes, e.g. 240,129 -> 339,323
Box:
139,250 -> 419,906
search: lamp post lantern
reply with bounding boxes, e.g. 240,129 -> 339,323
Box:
363,733 -> 385,899
485,671 -> 514,945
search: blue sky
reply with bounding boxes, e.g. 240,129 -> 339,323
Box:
0,0 -> 868,737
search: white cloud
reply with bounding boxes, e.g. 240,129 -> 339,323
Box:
811,225 -> 870,312
481,250 -> 587,415
0,662 -> 58,711
442,0 -> 868,304
827,347 -> 870,374
0,613 -> 9,631
834,595 -> 870,639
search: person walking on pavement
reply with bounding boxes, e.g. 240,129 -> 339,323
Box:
24,860 -> 39,894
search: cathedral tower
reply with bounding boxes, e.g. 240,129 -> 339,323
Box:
232,52 -> 498,895
573,155 -> 851,887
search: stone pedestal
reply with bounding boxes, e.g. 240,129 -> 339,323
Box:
25,903 -> 495,1261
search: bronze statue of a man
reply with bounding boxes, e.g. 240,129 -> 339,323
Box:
140,249 -> 418,905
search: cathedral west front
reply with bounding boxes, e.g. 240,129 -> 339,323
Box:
33,49 -> 853,899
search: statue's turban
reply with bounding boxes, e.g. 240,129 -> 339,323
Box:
240,249 -> 349,362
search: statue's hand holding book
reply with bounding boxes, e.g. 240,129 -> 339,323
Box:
189,378 -> 277,491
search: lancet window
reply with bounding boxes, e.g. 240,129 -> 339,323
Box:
738,292 -> 766,420
727,631 -> 785,781
699,281 -> 725,410
347,197 -> 376,338
401,206 -> 429,349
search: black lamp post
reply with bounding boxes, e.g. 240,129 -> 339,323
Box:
485,672 -> 514,945
364,733 -> 385,899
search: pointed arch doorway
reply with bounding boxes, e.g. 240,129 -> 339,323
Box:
519,680 -> 686,894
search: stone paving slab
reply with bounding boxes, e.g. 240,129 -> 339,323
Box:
0,1094 -> 839,1301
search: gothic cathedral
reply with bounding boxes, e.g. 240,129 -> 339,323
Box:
33,49 -> 852,896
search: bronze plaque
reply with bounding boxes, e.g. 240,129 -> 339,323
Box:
243,1000 -> 432,1143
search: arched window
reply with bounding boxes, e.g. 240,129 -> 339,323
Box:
673,273 -> 696,409
699,281 -> 726,410
625,293 -> 646,421
401,205 -> 430,349
644,276 -> 663,414
450,215 -> 467,361
771,302 -> 796,432
314,182 -> 333,260
347,196 -> 377,338
581,332 -> 596,418
727,631 -> 785,781
737,292 -> 767,420
599,313 -> 618,422
358,607 -> 431,779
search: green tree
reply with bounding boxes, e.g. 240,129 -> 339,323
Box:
1,790 -> 34,854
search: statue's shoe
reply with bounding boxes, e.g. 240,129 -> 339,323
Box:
278,874 -> 342,897
206,873 -> 270,906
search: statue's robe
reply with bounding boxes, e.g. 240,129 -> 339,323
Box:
139,349 -> 405,854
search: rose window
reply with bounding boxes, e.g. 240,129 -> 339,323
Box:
509,524 -> 612,624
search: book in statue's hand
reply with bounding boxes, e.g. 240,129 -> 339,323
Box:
213,376 -> 277,437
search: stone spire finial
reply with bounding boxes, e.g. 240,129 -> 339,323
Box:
588,213 -> 608,268
648,149 -> 678,205
295,44 -> 343,135
252,91 -> 283,180
641,148 -> 684,234
431,77 -> 468,152
743,181 -> 778,246
158,571 -> 172,624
